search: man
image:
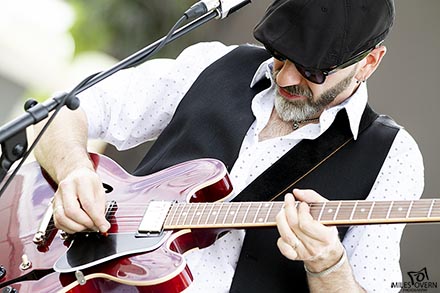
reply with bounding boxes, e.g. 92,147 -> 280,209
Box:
34,0 -> 423,292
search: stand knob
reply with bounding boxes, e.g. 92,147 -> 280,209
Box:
24,99 -> 38,111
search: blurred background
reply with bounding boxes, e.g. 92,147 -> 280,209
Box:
1,0 -> 439,289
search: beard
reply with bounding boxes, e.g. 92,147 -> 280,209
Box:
273,67 -> 356,122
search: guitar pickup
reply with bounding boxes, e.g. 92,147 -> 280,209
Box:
137,201 -> 173,236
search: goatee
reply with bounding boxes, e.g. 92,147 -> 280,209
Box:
273,68 -> 356,122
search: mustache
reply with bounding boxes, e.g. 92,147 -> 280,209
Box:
272,70 -> 313,100
281,85 -> 313,100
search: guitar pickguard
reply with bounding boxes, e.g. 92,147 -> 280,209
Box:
54,231 -> 170,273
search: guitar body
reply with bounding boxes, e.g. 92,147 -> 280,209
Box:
0,154 -> 233,292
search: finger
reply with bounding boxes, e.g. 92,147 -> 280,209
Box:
284,192 -> 299,228
276,195 -> 301,249
53,203 -> 88,234
297,202 -> 322,240
277,237 -> 299,261
57,180 -> 96,230
282,194 -> 321,260
292,189 -> 332,241
285,191 -> 333,253
77,178 -> 110,232
296,201 -> 342,262
297,201 -> 338,243
292,188 -> 328,203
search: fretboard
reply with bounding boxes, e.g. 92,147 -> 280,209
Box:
163,199 -> 440,229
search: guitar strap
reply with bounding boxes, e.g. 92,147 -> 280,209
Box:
233,104 -> 378,203
230,105 -> 401,293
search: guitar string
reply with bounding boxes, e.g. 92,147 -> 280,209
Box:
46,203 -> 439,226
44,209 -> 439,235
42,201 -> 438,234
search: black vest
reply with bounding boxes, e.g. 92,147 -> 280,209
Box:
134,46 -> 400,292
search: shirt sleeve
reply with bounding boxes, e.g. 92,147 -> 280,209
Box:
79,41 -> 236,150
342,129 -> 424,292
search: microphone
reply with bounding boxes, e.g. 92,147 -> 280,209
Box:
185,0 -> 252,19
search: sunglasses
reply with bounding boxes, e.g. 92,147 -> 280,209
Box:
265,42 -> 382,84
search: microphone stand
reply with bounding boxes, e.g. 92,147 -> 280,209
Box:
0,9 -> 219,196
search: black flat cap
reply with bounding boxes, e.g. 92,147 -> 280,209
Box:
254,0 -> 395,70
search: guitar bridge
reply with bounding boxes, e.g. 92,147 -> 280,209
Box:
137,201 -> 173,236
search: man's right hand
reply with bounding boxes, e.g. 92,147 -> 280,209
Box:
52,167 -> 111,234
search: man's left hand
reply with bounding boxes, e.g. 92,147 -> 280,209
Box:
276,189 -> 345,273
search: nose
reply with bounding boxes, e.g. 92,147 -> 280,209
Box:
275,60 -> 304,87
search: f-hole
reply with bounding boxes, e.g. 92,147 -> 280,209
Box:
102,183 -> 113,193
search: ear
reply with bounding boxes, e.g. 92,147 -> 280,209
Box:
356,45 -> 387,81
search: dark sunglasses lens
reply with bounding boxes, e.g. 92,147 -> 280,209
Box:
297,66 -> 325,84
265,45 -> 326,84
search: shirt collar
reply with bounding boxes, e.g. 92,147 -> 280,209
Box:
250,58 -> 273,88
250,59 -> 368,140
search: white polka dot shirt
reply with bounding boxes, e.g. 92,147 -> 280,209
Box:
79,42 -> 424,292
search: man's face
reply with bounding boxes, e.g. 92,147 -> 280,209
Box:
272,59 -> 358,122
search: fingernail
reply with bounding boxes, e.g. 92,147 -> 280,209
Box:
99,223 -> 110,232
294,189 -> 304,197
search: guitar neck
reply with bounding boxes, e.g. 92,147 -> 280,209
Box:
163,199 -> 440,230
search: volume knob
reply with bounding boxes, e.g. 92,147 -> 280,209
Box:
0,265 -> 6,279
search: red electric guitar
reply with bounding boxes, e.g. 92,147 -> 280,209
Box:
0,154 -> 439,292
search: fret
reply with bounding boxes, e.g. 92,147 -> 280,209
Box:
317,202 -> 326,222
352,201 -> 373,220
196,203 -> 208,225
213,203 -> 225,224
172,204 -> 182,225
370,201 -> 389,220
223,202 -> 233,224
336,201 -> 354,221
385,201 -> 394,219
264,202 -> 274,223
232,202 -> 242,224
179,203 -> 189,225
166,204 -> 178,226
226,203 -> 239,224
258,202 -> 273,224
367,201 -> 375,220
182,203 -> 192,225
428,199 -> 435,217
189,203 -> 200,226
406,201 -> 414,219
205,203 -> 216,224
333,201 -> 342,221
349,201 -> 359,220
242,202 -> 252,224
319,202 -> 339,222
389,201 -> 411,220
253,203 -> 263,224
432,200 -> 440,217
409,199 -> 432,218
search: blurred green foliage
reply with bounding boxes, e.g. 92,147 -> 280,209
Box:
66,0 -> 201,60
